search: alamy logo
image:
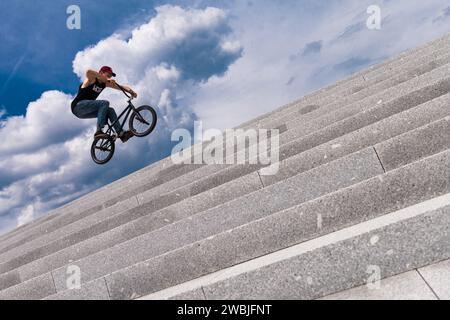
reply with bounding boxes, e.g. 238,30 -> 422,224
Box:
66,265 -> 81,290
366,265 -> 382,289
367,5 -> 382,30
66,5 -> 81,30
171,121 -> 280,175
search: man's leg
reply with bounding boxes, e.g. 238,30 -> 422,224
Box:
73,100 -> 110,132
96,100 -> 112,132
106,107 -> 123,134
72,100 -> 100,119
109,107 -> 133,143
73,100 -> 132,142
108,108 -> 134,143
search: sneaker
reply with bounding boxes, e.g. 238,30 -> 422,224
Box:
94,130 -> 109,139
118,130 -> 134,143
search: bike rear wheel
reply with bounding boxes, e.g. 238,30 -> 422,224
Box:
91,135 -> 115,165
129,105 -> 157,137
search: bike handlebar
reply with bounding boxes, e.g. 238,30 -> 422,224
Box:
116,82 -> 134,100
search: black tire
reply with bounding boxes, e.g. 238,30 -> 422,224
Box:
129,105 -> 157,137
91,135 -> 115,165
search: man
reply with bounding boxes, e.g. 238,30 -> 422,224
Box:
71,66 -> 138,142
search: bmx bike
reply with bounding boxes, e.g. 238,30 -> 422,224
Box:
90,84 -> 157,165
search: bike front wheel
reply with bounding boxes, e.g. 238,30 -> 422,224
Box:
129,105 -> 157,137
91,135 -> 115,165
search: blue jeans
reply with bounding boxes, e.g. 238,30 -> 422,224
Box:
72,100 -> 122,133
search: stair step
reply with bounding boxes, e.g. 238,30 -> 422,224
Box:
240,33 -> 450,129
6,34 -> 448,246
46,148 -> 450,300
2,91 -> 450,288
148,193 -> 450,300
318,269 -> 438,300
2,33 -> 450,300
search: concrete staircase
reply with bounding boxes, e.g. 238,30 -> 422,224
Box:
0,33 -> 450,300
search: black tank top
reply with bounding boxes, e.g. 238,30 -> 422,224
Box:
71,78 -> 106,110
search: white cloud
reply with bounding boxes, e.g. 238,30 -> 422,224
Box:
1,1 -> 450,235
72,4 -> 242,137
17,204 -> 34,227
190,0 -> 450,131
73,5 -> 241,83
0,5 -> 242,234
0,91 -> 89,156
154,63 -> 181,82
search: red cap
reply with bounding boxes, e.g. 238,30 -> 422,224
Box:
99,66 -> 116,77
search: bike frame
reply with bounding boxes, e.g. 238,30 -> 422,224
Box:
93,82 -> 155,163
104,99 -> 136,137
104,83 -> 141,138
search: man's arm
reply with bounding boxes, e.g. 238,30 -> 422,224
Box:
106,80 -> 138,98
80,69 -> 100,88
86,69 -> 101,81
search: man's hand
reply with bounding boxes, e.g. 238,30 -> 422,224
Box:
125,85 -> 138,98
106,80 -> 137,98
129,89 -> 138,98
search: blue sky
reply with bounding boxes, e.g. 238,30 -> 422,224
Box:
0,0 -> 161,116
0,0 -> 450,234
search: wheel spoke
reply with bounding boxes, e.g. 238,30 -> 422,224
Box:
93,137 -> 114,163
136,114 -> 150,125
132,108 -> 155,135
